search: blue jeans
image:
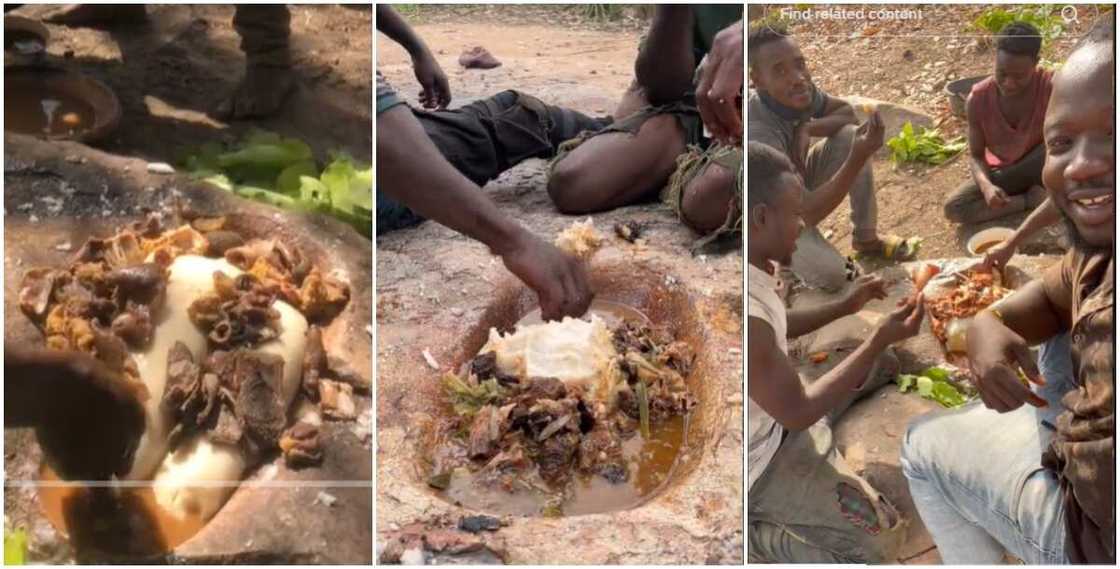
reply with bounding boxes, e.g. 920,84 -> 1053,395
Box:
900,333 -> 1075,564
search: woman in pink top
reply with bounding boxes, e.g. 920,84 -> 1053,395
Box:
944,22 -> 1053,224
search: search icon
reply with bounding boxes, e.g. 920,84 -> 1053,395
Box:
1061,5 -> 1079,25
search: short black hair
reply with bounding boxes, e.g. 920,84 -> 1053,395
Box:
748,23 -> 791,68
747,142 -> 796,209
996,22 -> 1043,59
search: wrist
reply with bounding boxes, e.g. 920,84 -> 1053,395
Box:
486,221 -> 529,257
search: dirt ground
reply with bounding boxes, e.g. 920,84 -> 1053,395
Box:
754,3 -> 1104,260
9,4 -> 371,163
376,6 -> 743,564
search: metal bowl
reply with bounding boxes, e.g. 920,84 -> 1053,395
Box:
944,75 -> 987,118
4,66 -> 122,144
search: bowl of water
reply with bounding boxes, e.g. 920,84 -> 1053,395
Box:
4,67 -> 122,144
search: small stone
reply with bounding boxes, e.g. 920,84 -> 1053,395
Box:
450,307 -> 464,317
146,162 -> 175,174
458,515 -> 501,533
422,348 -> 440,370
53,241 -> 72,252
400,547 -> 426,565
314,491 -> 337,507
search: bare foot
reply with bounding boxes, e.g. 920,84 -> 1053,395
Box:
214,64 -> 295,120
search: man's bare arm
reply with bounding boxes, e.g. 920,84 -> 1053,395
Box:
787,297 -> 852,339
376,5 -> 431,58
749,317 -> 890,431
805,96 -> 858,138
377,105 -> 593,320
974,278 -> 1069,345
635,5 -> 696,105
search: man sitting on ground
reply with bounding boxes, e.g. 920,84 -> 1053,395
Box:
945,22 -> 1053,225
747,24 -> 916,292
547,5 -> 745,251
747,141 -> 926,563
902,20 -> 1114,564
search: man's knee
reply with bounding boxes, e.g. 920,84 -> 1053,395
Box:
547,153 -> 596,214
900,412 -> 942,479
681,162 -> 736,233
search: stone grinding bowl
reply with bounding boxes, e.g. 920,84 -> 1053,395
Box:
5,67 -> 122,144
3,134 -> 372,564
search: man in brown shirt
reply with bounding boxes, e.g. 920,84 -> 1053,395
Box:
901,18 -> 1113,564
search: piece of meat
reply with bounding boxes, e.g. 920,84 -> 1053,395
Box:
162,341 -> 201,413
18,268 -> 60,321
231,352 -> 288,450
204,230 -> 244,257
577,424 -> 629,484
468,351 -> 519,386
535,431 -> 580,486
279,422 -> 323,468
224,239 -> 276,270
302,326 -> 327,399
467,404 -> 515,460
111,305 -> 153,348
105,263 -> 166,310
299,267 -> 351,323
656,341 -> 694,376
319,379 -> 357,420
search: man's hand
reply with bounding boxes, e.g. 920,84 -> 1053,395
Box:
980,181 -> 1011,209
413,51 -> 451,109
966,310 -> 1048,412
872,294 -> 925,347
852,110 -> 885,160
6,348 -> 147,480
499,230 -> 594,321
695,19 -> 743,146
981,240 -> 1017,272
843,275 -> 888,313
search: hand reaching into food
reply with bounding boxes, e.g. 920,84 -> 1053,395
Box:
501,229 -> 594,322
843,274 -> 889,313
872,293 -> 926,347
981,240 -> 1017,272
966,310 -> 1048,412
5,345 -> 146,481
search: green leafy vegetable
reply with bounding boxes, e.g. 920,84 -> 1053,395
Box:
896,367 -> 970,408
181,131 -> 371,238
442,372 -> 508,418
887,122 -> 967,165
897,374 -> 917,393
973,5 -> 1065,49
4,528 -> 27,565
636,380 -> 651,438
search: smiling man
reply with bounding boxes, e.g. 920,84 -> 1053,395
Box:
902,19 -> 1114,564
747,24 -> 915,291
